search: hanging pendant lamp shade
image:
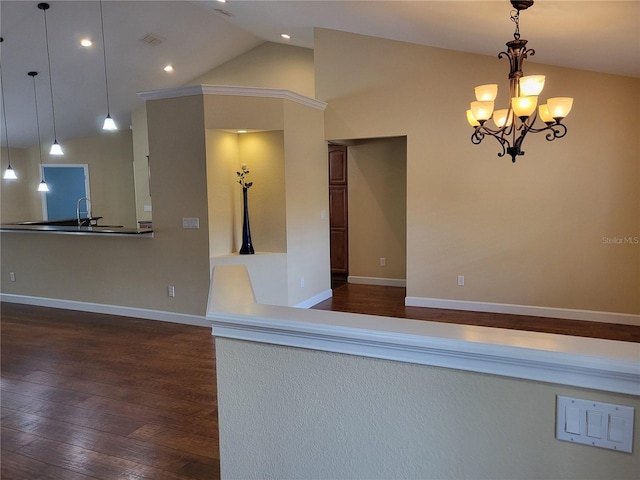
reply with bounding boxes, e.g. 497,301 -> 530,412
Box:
4,165 -> 17,180
103,114 -> 117,131
50,139 -> 63,155
38,179 -> 49,192
38,3 -> 64,155
29,71 -> 49,192
1,37 -> 17,179
99,0 -> 117,131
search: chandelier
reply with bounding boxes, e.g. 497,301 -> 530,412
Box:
466,0 -> 573,163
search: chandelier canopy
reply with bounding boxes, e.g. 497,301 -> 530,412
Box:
466,0 -> 573,163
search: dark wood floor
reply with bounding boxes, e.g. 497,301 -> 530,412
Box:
312,282 -> 640,343
1,302 -> 219,480
1,285 -> 637,479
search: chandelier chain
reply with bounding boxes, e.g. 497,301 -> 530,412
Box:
510,9 -> 521,40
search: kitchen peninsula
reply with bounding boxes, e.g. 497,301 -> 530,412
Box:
0,223 -> 152,237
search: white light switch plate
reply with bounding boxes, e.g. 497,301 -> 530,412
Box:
556,395 -> 634,453
182,217 -> 200,229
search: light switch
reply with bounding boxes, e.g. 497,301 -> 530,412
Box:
565,406 -> 580,434
182,217 -> 200,229
608,415 -> 625,443
586,410 -> 602,438
556,396 -> 634,453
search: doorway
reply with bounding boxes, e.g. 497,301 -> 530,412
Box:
328,138 -> 407,289
41,165 -> 90,221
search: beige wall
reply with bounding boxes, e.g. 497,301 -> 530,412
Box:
4,27 -> 637,318
316,28 -> 640,316
0,132 -> 136,227
282,100 -> 331,305
1,90 -> 328,313
348,137 -> 407,281
1,147 -> 38,223
238,131 -> 287,253
0,97 -> 211,315
131,105 -> 152,224
206,129 -> 287,255
207,129 -> 240,257
217,337 -> 640,480
188,42 -> 315,98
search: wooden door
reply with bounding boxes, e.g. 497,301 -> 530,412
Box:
328,145 -> 348,276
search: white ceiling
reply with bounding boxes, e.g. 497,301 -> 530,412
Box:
1,1 -> 638,149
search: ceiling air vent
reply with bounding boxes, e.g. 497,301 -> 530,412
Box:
138,33 -> 166,47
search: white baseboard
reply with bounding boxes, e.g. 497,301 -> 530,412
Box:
405,296 -> 640,326
0,294 -> 209,327
348,276 -> 406,287
295,289 -> 333,309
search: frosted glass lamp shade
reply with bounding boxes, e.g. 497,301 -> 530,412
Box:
103,114 -> 117,131
511,96 -> 538,118
538,104 -> 554,123
38,180 -> 49,192
50,140 -> 64,155
466,109 -> 480,127
470,101 -> 495,122
547,97 -> 573,119
474,84 -> 498,102
519,75 -> 545,96
3,165 -> 17,179
492,109 -> 513,128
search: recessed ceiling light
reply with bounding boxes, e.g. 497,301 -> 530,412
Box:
216,0 -> 226,3
280,33 -> 291,40
163,65 -> 174,72
237,130 -> 247,134
80,38 -> 92,47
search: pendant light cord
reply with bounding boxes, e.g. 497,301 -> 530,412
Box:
0,38 -> 12,167
41,5 -> 58,141
30,73 -> 45,170
99,0 -> 111,115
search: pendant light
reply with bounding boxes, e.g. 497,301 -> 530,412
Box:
29,72 -> 49,192
38,3 -> 63,155
1,37 -> 17,179
99,0 -> 117,131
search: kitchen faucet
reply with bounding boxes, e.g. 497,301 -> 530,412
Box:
77,197 -> 91,226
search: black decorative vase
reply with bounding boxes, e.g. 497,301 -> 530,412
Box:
239,187 -> 254,254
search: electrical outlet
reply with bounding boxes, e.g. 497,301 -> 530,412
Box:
380,257 -> 386,267
457,275 -> 465,286
168,285 -> 175,297
10,272 -> 16,282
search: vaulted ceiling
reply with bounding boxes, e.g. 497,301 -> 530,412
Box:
1,1 -> 638,149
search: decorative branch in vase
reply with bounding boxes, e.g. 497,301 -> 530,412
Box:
237,164 -> 254,254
